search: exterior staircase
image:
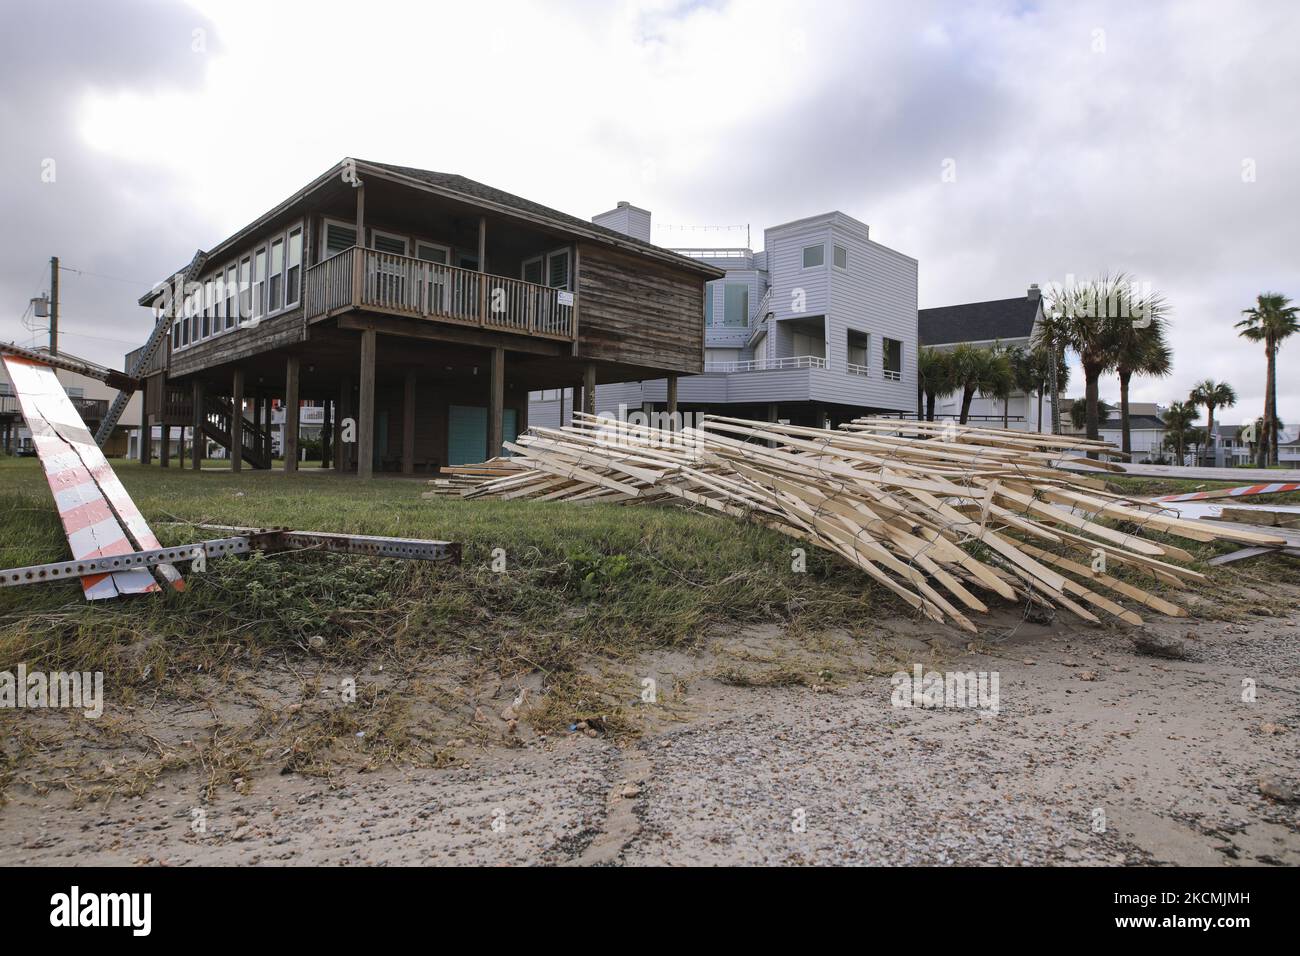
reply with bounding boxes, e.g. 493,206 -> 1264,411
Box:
201,394 -> 273,469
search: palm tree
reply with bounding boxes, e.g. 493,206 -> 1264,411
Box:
1070,397 -> 1114,431
1041,273 -> 1133,453
1237,293 -> 1298,466
1162,401 -> 1197,466
1187,379 -> 1237,467
991,344 -> 1018,428
949,344 -> 1011,424
1017,346 -> 1070,433
917,347 -> 954,422
1110,293 -> 1172,457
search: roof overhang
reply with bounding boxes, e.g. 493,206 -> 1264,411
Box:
141,158 -> 723,303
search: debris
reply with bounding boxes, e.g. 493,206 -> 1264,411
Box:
465,413 -> 1283,633
1077,671 -> 1099,681
1260,722 -> 1288,735
1258,776 -> 1300,803
1132,633 -> 1195,660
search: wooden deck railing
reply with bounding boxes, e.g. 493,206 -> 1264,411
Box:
305,246 -> 575,341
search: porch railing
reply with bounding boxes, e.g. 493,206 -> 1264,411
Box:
305,246 -> 575,340
703,354 -> 828,373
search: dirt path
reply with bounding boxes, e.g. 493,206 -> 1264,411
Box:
3,603 -> 1298,866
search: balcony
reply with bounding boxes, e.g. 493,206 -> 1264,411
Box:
304,246 -> 575,341
1,394 -> 107,421
703,355 -> 827,373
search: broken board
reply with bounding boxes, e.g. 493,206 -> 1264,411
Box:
2,353 -> 182,599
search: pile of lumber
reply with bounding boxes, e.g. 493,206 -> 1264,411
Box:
465,413 -> 1288,632
422,458 -> 528,498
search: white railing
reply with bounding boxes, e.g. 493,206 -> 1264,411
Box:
305,246 -> 575,340
670,247 -> 753,260
882,368 -> 902,382
704,355 -> 828,373
847,362 -> 870,377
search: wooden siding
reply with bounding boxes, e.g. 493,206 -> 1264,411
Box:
167,308 -> 306,378
575,242 -> 705,374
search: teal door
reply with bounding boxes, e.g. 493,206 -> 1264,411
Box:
502,409 -> 518,457
448,405 -> 487,465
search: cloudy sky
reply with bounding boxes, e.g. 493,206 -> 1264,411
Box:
3,0 -> 1297,426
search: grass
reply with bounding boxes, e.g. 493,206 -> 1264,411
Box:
0,457 -> 884,797
2,457 -> 1295,801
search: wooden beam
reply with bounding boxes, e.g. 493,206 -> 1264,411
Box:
337,375 -> 352,473
231,368 -> 244,472
321,396 -> 332,469
191,379 -> 203,470
335,314 -> 566,357
139,383 -> 151,464
666,374 -> 678,430
402,370 -> 416,475
488,347 -> 504,460
477,216 -> 487,324
283,355 -> 300,473
160,422 -> 170,468
357,329 -> 376,479
583,363 -> 596,417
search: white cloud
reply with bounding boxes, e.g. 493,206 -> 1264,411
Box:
2,0 -> 1297,424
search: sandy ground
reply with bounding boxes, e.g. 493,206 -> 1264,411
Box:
2,596 -> 1299,866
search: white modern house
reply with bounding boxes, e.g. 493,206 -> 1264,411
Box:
529,204 -> 918,428
919,286 -> 1055,432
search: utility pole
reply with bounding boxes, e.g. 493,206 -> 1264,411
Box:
49,256 -> 59,356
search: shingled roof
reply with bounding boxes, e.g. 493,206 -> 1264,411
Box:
359,160 -> 720,277
919,296 -> 1039,346
143,158 -> 722,303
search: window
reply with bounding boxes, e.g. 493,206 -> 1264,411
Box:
238,256 -> 251,323
723,283 -> 749,327
802,244 -> 825,268
172,316 -> 181,349
268,238 -> 284,313
66,386 -> 85,399
323,220 -> 357,258
546,249 -> 570,289
847,330 -> 870,374
285,228 -> 302,307
225,265 -> 237,329
834,245 -> 848,270
181,293 -> 191,346
203,279 -> 214,338
882,337 -> 903,381
792,330 -> 826,358
252,247 -> 267,320
704,287 -> 714,327
417,242 -> 449,264
372,231 -> 408,255
521,256 -> 543,285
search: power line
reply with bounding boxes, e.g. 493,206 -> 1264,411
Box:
57,264 -> 153,287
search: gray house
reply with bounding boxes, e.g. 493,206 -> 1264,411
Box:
530,206 -> 918,429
